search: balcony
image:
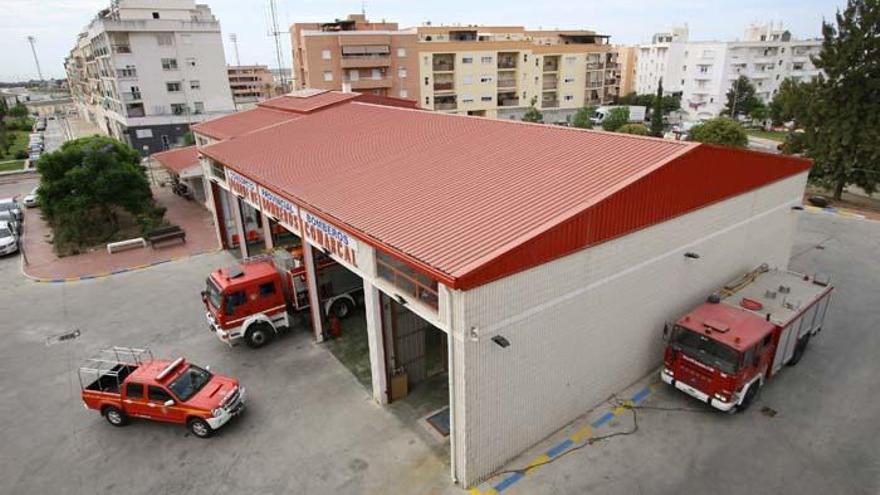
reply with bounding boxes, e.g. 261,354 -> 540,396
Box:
433,81 -> 454,92
497,77 -> 516,89
348,78 -> 392,90
604,62 -> 619,70
498,52 -> 518,69
116,68 -> 137,79
498,92 -> 519,107
542,99 -> 559,108
542,75 -> 558,90
125,103 -> 145,118
586,80 -> 603,88
434,95 -> 457,110
340,54 -> 391,69
433,54 -> 455,72
112,45 -> 131,54
586,62 -> 604,70
121,91 -> 142,102
543,56 -> 560,72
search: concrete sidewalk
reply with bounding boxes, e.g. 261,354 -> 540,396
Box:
21,184 -> 220,281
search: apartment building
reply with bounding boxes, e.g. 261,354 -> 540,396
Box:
291,14 -> 419,100
227,65 -> 279,108
291,15 -> 622,123
65,0 -> 235,155
616,46 -> 638,96
635,23 -> 822,121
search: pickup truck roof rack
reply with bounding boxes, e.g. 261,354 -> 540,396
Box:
78,346 -> 153,391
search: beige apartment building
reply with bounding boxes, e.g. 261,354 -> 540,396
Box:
227,65 -> 278,108
291,15 -> 623,123
616,46 -> 638,96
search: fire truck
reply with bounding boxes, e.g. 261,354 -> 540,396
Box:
661,264 -> 833,412
202,248 -> 362,348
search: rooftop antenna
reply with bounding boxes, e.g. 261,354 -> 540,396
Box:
267,0 -> 289,92
27,36 -> 44,83
229,33 -> 241,66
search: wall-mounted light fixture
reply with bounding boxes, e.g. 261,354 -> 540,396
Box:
791,205 -> 804,211
684,252 -> 701,259
492,335 -> 510,348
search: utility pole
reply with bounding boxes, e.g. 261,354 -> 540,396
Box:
267,0 -> 289,92
27,36 -> 44,83
229,33 -> 241,66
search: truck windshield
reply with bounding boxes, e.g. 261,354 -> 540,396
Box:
671,326 -> 740,374
168,365 -> 213,402
205,278 -> 222,309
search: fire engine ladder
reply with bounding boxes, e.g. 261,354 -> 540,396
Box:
77,346 -> 153,392
720,263 -> 770,298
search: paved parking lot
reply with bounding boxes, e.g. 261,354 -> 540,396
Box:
0,212 -> 877,495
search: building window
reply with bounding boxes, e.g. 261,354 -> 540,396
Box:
166,82 -> 181,92
424,76 -> 429,86
480,56 -> 493,64
480,95 -> 492,102
463,74 -> 473,85
193,101 -> 204,113
135,129 -> 153,139
563,76 -> 575,83
564,94 -> 574,101
479,75 -> 493,83
322,49 -> 331,60
462,56 -> 473,64
152,12 -> 160,19
323,71 -> 333,82
398,67 -> 407,78
397,47 -> 406,57
156,33 -> 174,46
461,94 -> 473,103
171,103 -> 187,115
425,96 -> 430,105
161,58 -> 178,70
399,89 -> 408,98
190,80 -> 200,90
376,251 -> 438,309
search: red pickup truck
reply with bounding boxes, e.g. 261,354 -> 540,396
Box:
80,347 -> 245,438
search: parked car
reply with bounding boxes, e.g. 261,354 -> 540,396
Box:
0,221 -> 18,256
23,187 -> 39,208
0,198 -> 23,222
79,347 -> 246,438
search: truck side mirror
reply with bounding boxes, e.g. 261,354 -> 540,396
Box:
662,324 -> 671,341
200,290 -> 208,303
164,399 -> 175,407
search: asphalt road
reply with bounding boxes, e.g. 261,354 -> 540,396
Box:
0,212 -> 877,495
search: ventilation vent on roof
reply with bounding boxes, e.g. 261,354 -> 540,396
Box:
778,285 -> 791,294
226,265 -> 244,279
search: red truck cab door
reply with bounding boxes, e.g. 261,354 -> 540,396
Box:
122,382 -> 152,418
147,385 -> 188,424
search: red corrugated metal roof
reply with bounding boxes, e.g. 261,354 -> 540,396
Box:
259,91 -> 359,113
151,145 -> 199,174
192,107 -> 302,140
200,100 -> 811,289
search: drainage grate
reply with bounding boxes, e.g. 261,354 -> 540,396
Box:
425,406 -> 450,437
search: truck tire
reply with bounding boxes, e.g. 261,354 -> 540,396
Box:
103,406 -> 128,427
736,382 -> 761,413
788,334 -> 811,366
329,298 -> 354,319
188,418 -> 213,438
245,322 -> 273,349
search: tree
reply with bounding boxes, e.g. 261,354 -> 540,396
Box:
602,107 -> 630,132
521,97 -> 543,123
748,101 -> 770,124
618,91 -> 681,116
800,0 -> 880,199
769,77 -> 810,126
37,136 -> 162,252
723,76 -> 763,118
617,123 -> 650,136
8,103 -> 28,118
571,106 -> 595,129
183,131 -> 195,146
650,79 -> 665,136
689,117 -> 748,148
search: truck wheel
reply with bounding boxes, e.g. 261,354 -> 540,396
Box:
737,382 -> 761,413
330,299 -> 354,319
245,323 -> 273,348
188,418 -> 213,438
788,334 -> 811,366
104,406 -> 128,427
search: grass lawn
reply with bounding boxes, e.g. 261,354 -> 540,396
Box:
1,130 -> 30,160
746,129 -> 789,142
0,159 -> 26,172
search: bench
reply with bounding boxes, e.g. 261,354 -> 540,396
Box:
107,237 -> 146,254
146,225 -> 186,247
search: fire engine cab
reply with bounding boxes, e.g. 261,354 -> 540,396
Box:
662,264 -> 833,412
202,248 -> 362,348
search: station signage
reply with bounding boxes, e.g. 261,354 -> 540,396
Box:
226,169 -> 260,206
301,209 -> 359,268
258,186 -> 301,235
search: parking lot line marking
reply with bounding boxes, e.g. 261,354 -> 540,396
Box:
569,426 -> 592,443
494,472 -> 524,492
546,439 -> 573,459
591,411 -> 615,428
526,454 -> 551,471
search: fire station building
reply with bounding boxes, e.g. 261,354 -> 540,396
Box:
192,89 -> 810,486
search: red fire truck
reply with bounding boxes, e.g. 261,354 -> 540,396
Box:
202,248 -> 362,348
79,347 -> 245,438
661,264 -> 833,412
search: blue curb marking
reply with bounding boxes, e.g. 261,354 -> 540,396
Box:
49,279 -> 65,283
490,384 -> 656,493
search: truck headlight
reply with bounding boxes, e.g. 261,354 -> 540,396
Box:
212,408 -> 223,417
714,393 -> 730,402
663,368 -> 674,377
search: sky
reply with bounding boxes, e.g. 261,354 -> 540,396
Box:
0,0 -> 846,82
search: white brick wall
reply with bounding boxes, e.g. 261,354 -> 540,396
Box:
452,173 -> 807,485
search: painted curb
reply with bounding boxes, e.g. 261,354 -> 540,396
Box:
20,248 -> 223,284
803,205 -> 866,220
469,381 -> 660,495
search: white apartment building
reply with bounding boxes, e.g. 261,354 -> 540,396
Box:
65,0 -> 235,155
636,23 -> 822,121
